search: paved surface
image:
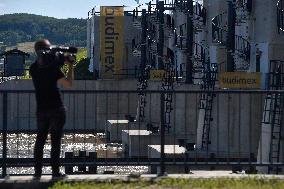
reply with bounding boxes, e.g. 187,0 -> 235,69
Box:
1,171 -> 284,189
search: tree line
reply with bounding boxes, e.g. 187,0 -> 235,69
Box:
0,13 -> 87,47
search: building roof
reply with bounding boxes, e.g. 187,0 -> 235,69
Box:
0,49 -> 30,57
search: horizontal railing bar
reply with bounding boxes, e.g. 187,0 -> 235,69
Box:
0,129 -> 105,134
2,158 -> 283,167
1,157 -> 258,163
0,90 -> 284,94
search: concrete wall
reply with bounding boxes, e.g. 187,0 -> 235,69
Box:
0,80 -> 138,132
208,93 -> 264,157
0,79 -> 196,135
136,82 -> 200,138
0,79 -> 199,136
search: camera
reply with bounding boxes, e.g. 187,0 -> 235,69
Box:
39,46 -> 78,67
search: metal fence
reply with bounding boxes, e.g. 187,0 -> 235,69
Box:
0,89 -> 283,177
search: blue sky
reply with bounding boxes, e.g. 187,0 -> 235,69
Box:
0,0 -> 150,19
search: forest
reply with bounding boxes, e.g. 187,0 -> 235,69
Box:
0,13 -> 87,47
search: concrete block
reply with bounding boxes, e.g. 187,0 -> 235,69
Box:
106,120 -> 131,142
148,145 -> 187,174
121,129 -> 194,158
148,145 -> 186,158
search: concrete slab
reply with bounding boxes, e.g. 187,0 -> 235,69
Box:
105,121 -> 150,143
106,120 -> 130,142
148,145 -> 186,158
148,145 -> 188,174
121,130 -> 195,158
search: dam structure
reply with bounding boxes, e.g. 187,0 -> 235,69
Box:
0,0 -> 284,177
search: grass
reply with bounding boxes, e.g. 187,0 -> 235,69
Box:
49,178 -> 284,189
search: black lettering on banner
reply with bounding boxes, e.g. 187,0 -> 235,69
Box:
105,65 -> 114,73
102,7 -> 121,77
221,74 -> 259,88
105,8 -> 115,15
105,41 -> 115,55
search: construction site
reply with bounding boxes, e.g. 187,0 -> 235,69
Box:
0,0 -> 284,178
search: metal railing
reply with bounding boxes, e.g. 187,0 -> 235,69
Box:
236,0 -> 253,12
0,89 -> 284,176
212,11 -> 251,71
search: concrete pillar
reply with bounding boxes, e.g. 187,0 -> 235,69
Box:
257,97 -> 273,173
87,17 -> 91,59
196,95 -> 207,149
196,93 -> 263,158
174,10 -> 187,76
90,13 -> 96,72
250,0 -> 284,73
204,0 -> 228,71
148,145 -> 186,174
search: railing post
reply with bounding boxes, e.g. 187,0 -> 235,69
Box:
159,92 -> 166,176
2,92 -> 7,178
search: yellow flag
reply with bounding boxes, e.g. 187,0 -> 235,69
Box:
100,6 -> 124,79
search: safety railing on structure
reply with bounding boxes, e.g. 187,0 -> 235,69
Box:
212,11 -> 251,71
1,89 -> 284,177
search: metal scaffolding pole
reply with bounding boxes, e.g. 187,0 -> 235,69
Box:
141,9 -> 147,73
226,0 -> 236,72
157,1 -> 165,69
185,0 -> 194,84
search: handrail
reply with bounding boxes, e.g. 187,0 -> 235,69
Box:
235,35 -> 250,61
174,0 -> 207,24
235,0 -> 253,12
212,11 -> 251,70
0,76 -> 19,84
1,89 -> 284,94
212,12 -> 227,45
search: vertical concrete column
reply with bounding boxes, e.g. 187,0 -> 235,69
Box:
251,0 -> 284,74
87,12 -> 91,59
204,0 -> 227,68
196,98 -> 206,149
89,10 -> 95,73
175,10 -> 187,76
257,97 -> 273,173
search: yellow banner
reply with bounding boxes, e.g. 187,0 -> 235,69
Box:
150,70 -> 165,80
100,6 -> 124,79
219,72 -> 261,89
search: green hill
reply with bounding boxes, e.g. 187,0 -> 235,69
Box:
0,13 -> 87,47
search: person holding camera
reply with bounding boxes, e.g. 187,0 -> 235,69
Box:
29,39 -> 75,179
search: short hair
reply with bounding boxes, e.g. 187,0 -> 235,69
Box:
34,39 -> 50,55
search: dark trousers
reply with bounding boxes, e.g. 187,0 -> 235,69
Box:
34,108 -> 66,175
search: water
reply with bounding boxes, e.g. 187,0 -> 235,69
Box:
0,133 -> 148,175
